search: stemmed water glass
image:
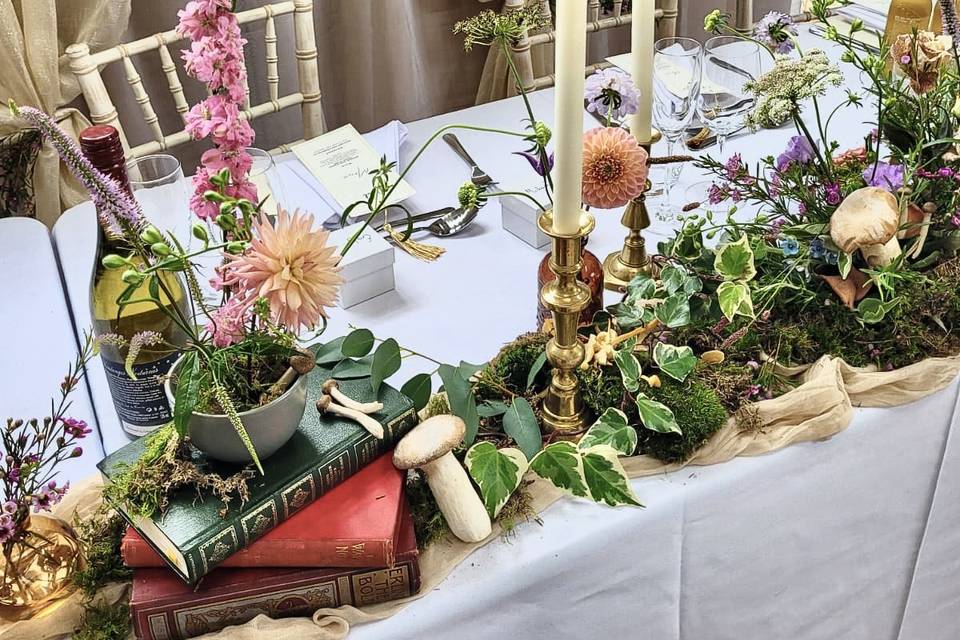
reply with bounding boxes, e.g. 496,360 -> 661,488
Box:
697,36 -> 761,157
652,37 -> 702,221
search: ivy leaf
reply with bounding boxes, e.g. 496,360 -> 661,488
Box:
477,400 -> 509,417
857,297 -> 898,324
714,235 -> 757,281
465,442 -> 528,518
315,336 -> 347,365
529,441 -> 588,498
716,281 -> 754,321
400,373 -> 432,411
502,397 -> 542,460
438,364 -> 480,445
370,338 -> 401,395
614,348 -> 642,393
173,351 -> 200,437
578,408 -> 638,457
331,355 -> 374,379
838,251 -> 853,279
653,342 -> 697,382
581,445 -> 643,507
341,328 -> 375,358
635,393 -> 682,434
654,293 -> 691,328
625,273 -> 657,302
526,350 -> 548,390
609,301 -> 646,331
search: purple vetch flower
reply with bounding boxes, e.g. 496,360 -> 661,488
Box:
512,150 -> 555,177
754,11 -> 798,54
776,135 -> 816,171
584,68 -> 640,120
12,105 -> 145,238
863,162 -> 905,192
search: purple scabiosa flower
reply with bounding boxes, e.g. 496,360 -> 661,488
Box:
824,183 -> 842,205
12,105 -> 145,239
863,162 -> 905,191
776,135 -> 815,171
61,417 -> 91,439
754,12 -> 798,54
512,150 -> 555,177
584,68 -> 640,121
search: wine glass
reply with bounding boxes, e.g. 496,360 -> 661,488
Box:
248,147 -> 286,214
652,37 -> 702,222
126,154 -> 191,241
697,36 -> 761,157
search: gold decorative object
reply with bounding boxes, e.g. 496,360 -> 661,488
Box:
383,224 -> 446,262
537,210 -> 596,436
603,128 -> 663,292
0,515 -> 82,620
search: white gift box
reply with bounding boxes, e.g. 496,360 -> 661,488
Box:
329,222 -> 396,308
500,183 -> 550,249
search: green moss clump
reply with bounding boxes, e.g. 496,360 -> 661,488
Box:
476,332 -> 550,399
405,471 -> 449,548
496,481 -> 540,536
74,602 -> 130,640
640,375 -> 729,463
72,510 -> 131,597
577,365 -> 626,418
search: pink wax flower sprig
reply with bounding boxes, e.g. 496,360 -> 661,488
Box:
177,0 -> 258,221
0,334 -> 97,548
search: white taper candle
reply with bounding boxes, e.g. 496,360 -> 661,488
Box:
630,0 -> 655,144
551,0 -> 588,234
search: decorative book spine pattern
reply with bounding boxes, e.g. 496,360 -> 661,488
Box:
132,560 -> 421,640
178,407 -> 417,583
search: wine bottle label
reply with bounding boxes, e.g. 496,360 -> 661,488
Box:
102,352 -> 180,437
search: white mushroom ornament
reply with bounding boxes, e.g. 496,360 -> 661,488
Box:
829,186 -> 902,267
393,415 -> 492,543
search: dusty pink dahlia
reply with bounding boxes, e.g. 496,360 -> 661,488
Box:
581,127 -> 649,209
223,208 -> 343,333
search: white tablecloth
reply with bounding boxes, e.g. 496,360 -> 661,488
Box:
1,25 -> 957,639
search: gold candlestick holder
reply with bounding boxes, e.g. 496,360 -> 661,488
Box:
537,209 -> 596,436
603,128 -> 662,292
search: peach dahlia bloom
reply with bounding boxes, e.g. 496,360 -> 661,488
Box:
224,207 -> 343,333
581,126 -> 649,209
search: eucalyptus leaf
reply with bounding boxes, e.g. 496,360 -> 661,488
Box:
526,350 -> 548,390
465,442 -> 528,518
581,445 -> 643,507
438,364 -> 480,445
315,336 -> 347,365
341,328 -> 375,358
331,355 -> 374,379
370,338 -> 401,394
716,281 -> 754,321
714,235 -> 757,282
653,342 -> 697,382
502,397 -> 543,460
529,441 -> 588,498
458,361 -> 486,381
400,373 -> 432,411
477,400 -> 510,417
635,393 -> 682,434
579,408 -> 638,456
173,352 -> 200,437
614,348 -> 642,393
654,293 -> 691,328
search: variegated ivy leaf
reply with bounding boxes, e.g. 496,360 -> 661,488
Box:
659,264 -> 703,297
529,441 -> 588,498
654,293 -> 691,328
838,251 -> 853,279
579,408 -> 638,457
635,393 -> 682,434
714,234 -> 757,282
614,348 -> 642,393
625,273 -> 657,302
465,442 -> 529,518
716,281 -> 754,321
653,342 -> 697,382
580,445 -> 643,507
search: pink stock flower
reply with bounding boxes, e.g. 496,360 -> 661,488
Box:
189,169 -> 259,219
206,296 -> 250,347
202,148 -> 253,181
580,127 -> 649,209
177,0 -> 233,40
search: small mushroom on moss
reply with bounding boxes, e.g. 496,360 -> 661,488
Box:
830,187 -> 902,267
393,415 -> 492,543
700,350 -> 725,365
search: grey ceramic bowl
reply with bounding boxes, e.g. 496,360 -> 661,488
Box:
164,357 -> 307,464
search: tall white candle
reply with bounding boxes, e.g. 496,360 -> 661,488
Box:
630,0 -> 654,144
551,0 -> 588,234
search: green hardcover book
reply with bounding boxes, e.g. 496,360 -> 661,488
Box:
97,367 -> 417,585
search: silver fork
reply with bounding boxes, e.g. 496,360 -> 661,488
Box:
443,133 -> 497,187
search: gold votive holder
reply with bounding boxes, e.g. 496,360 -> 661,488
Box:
537,210 -> 596,436
603,128 -> 662,292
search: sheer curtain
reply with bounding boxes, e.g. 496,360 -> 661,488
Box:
0,0 -> 131,226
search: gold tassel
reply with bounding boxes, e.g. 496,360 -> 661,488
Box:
383,223 -> 446,262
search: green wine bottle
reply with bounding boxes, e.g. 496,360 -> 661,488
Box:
80,126 -> 190,438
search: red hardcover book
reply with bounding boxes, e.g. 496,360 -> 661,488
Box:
122,453 -> 404,569
131,500 -> 419,640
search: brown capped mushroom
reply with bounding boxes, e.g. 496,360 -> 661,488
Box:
321,379 -> 383,414
393,415 -> 491,543
317,394 -> 384,439
829,187 -> 902,267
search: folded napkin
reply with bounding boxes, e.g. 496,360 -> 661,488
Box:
269,120 -> 408,228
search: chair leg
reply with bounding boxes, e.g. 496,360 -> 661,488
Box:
656,0 -> 679,39
736,0 -> 755,30
293,0 -> 325,138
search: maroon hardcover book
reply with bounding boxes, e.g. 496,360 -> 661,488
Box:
122,452 -> 405,569
131,500 -> 419,640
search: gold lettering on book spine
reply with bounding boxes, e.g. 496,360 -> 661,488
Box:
335,542 -> 366,559
281,474 -> 317,519
352,566 -> 410,606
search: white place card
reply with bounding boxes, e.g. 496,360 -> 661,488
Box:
327,222 -> 396,308
291,124 -> 415,217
